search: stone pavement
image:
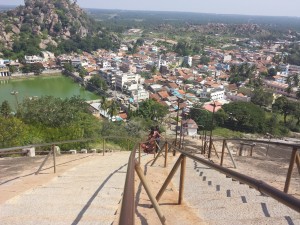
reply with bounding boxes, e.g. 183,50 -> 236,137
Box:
0,152 -> 130,225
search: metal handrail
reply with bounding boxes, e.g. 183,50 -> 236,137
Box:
119,138 -> 300,225
0,136 -> 137,153
119,143 -> 139,225
172,143 -> 300,213
212,137 -> 300,148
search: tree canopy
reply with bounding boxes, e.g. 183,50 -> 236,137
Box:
219,102 -> 266,133
135,99 -> 168,122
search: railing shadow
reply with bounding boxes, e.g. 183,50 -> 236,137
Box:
71,163 -> 128,225
0,155 -> 92,186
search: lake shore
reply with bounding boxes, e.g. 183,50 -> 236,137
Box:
0,70 -> 63,81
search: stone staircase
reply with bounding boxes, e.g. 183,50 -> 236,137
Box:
0,152 -> 130,225
173,158 -> 300,225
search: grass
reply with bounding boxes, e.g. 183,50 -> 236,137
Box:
90,139 -> 134,152
212,127 -> 244,139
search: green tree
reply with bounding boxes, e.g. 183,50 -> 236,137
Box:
0,100 -> 12,118
89,75 -> 108,91
107,100 -> 119,121
268,67 -> 277,77
0,117 -> 29,148
99,96 -> 109,112
17,96 -> 91,128
8,65 -> 18,73
174,39 -> 192,56
199,56 -> 210,65
136,38 -> 144,46
77,67 -> 88,79
21,64 -> 31,73
296,90 -> 300,100
63,63 -> 74,73
272,96 -> 295,124
251,88 -> 273,108
151,66 -> 157,74
136,99 -> 168,122
292,74 -> 299,87
31,63 -> 44,75
222,102 -> 266,133
292,102 -> 300,125
190,106 -> 213,130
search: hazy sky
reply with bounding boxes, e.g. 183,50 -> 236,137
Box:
1,0 -> 300,17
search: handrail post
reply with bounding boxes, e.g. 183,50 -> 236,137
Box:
284,147 -> 298,193
220,139 -> 226,166
178,155 -> 186,205
103,138 -> 105,156
135,163 -> 166,225
296,153 -> 300,175
52,144 -> 56,173
225,141 -> 237,169
164,142 -> 168,168
35,148 -> 52,175
156,154 -> 183,202
139,143 -> 141,164
127,139 -> 130,151
151,142 -> 165,167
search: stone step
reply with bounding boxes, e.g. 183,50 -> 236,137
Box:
0,203 -> 119,216
201,199 -> 299,217
0,214 -> 117,225
205,216 -> 300,225
6,194 -> 122,205
195,203 -> 267,221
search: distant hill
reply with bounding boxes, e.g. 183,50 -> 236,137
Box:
0,0 -> 120,59
0,5 -> 17,12
87,9 -> 300,38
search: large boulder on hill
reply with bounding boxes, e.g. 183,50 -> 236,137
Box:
0,0 -> 96,49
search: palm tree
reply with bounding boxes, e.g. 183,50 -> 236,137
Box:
296,89 -> 300,100
99,96 -> 109,117
286,76 -> 293,95
293,74 -> 299,87
107,100 -> 119,121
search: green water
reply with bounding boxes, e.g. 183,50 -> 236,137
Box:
0,75 -> 99,108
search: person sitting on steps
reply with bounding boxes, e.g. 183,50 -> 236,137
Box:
141,127 -> 156,154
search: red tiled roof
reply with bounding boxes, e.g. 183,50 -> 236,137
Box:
119,113 -> 128,120
158,91 -> 170,99
178,90 -> 186,95
203,104 -> 222,113
168,82 -> 178,89
150,93 -> 160,101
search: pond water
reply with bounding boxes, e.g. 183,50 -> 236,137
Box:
0,75 -> 99,109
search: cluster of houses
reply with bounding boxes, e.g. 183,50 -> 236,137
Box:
1,37 -> 300,135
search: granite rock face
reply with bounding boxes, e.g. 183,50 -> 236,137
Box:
0,0 -> 94,49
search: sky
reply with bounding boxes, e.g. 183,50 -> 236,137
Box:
1,0 -> 300,17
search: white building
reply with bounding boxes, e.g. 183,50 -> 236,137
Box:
226,92 -> 251,102
25,55 -> 43,64
41,51 -> 55,61
115,72 -> 141,91
184,56 -> 193,67
99,60 -> 112,69
183,119 -> 198,136
131,86 -> 150,103
120,44 -> 128,51
199,87 -> 225,101
223,55 -> 232,63
210,89 -> 225,101
0,65 -> 10,77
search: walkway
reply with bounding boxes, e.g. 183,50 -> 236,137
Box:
0,152 -> 130,225
172,157 -> 300,225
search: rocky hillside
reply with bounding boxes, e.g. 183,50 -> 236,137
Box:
0,0 -> 114,53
